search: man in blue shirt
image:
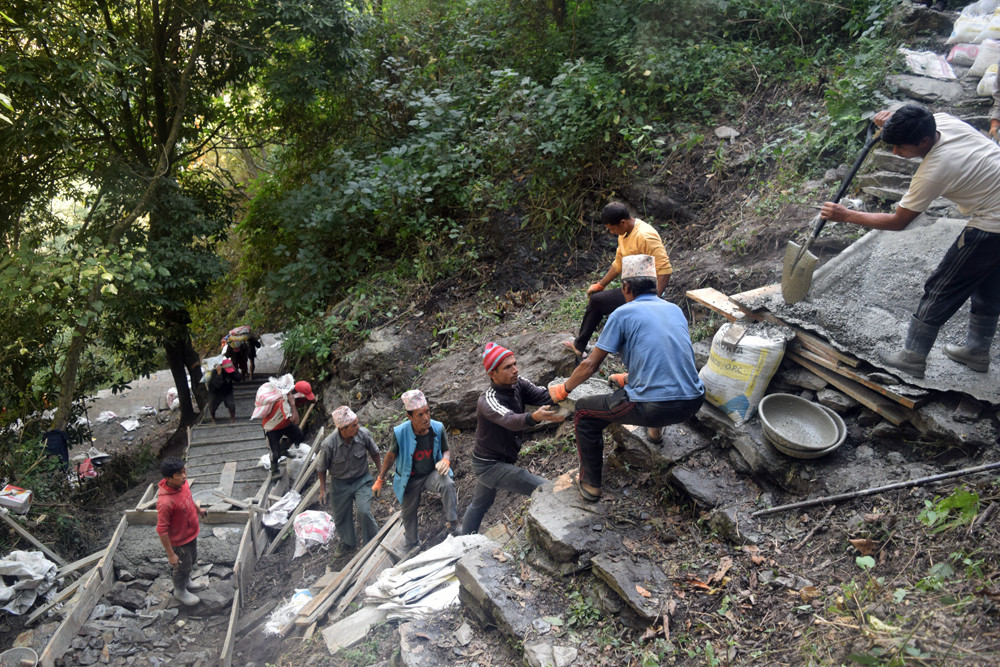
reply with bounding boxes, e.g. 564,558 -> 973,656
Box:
549,255 -> 705,502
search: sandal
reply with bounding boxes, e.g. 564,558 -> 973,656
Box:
573,471 -> 601,502
561,340 -> 588,358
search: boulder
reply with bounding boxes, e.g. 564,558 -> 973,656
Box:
193,585 -> 234,615
891,1 -> 957,36
707,506 -> 762,546
885,75 -> 965,104
525,477 -> 621,569
912,398 -> 998,449
780,368 -> 827,392
105,583 -> 147,611
420,333 -> 577,429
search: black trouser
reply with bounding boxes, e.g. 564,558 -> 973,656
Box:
574,288 -> 627,353
208,390 -> 235,417
914,227 -> 1000,327
574,388 -> 704,488
171,538 -> 197,590
266,424 -> 305,467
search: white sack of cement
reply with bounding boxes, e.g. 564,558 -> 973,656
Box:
166,387 -> 180,411
263,490 -> 301,528
292,510 -> 334,559
95,411 -> 117,424
969,38 -> 1000,75
0,550 -> 60,615
898,48 -> 956,80
263,588 -> 313,635
948,13 -> 990,44
978,65 -> 998,96
700,321 -> 790,425
365,535 -> 489,620
119,419 -> 140,432
200,354 -> 226,380
257,454 -> 271,470
948,43 -> 979,66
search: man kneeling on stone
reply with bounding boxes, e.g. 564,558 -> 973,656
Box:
317,406 -> 382,559
156,457 -> 207,606
461,342 -> 564,535
372,389 -> 458,550
548,254 -> 705,502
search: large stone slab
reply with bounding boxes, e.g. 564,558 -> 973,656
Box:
911,398 -> 998,449
456,542 -> 565,642
856,171 -> 913,191
668,461 -> 757,509
395,616 -> 462,667
321,606 -> 387,655
868,150 -> 919,175
419,333 -> 577,430
609,422 -> 710,470
885,74 -> 965,104
525,477 -> 621,569
591,554 -> 671,623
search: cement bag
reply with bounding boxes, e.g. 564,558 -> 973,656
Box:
978,64 -> 998,96
948,43 -> 980,66
948,13 -> 991,44
970,39 -> 1000,76
251,374 -> 294,420
898,48 -> 956,79
977,9 -> 1000,43
699,322 -> 786,425
292,510 -> 334,558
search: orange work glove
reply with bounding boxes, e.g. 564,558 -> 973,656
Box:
549,383 -> 569,403
608,373 -> 628,388
586,282 -> 605,296
372,477 -> 384,498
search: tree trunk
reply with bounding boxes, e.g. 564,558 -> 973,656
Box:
50,326 -> 89,431
164,338 -> 197,425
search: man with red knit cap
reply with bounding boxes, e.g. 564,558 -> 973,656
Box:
460,343 -> 564,535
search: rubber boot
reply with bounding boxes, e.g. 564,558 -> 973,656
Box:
879,316 -> 939,379
944,313 -> 997,372
185,577 -> 205,592
174,586 -> 200,606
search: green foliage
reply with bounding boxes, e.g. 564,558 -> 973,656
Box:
918,486 -> 979,534
567,589 -> 600,628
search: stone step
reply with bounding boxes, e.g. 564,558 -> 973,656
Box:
668,460 -> 758,510
524,477 -> 621,573
868,150 -> 919,176
857,171 -> 912,191
608,421 -> 710,470
885,74 -> 967,105
591,553 -> 671,625
861,184 -> 906,202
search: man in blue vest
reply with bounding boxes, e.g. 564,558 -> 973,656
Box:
372,389 -> 458,549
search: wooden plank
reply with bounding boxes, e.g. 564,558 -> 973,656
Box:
209,462 -> 239,512
234,517 -> 255,599
39,565 -> 109,667
292,427 -> 326,494
99,516 -> 129,581
324,523 -> 405,625
788,347 -> 926,409
294,513 -> 401,625
0,511 -> 66,566
57,549 -> 106,579
758,313 -> 861,368
685,287 -> 748,322
322,606 -> 388,655
790,353 -> 912,426
26,566 -> 94,626
236,599 -> 278,636
136,483 -> 157,510
219,585 -> 240,667
729,282 -> 781,304
125,510 -> 250,525
263,481 -> 319,556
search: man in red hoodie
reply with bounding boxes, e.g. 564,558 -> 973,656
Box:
157,457 -> 207,606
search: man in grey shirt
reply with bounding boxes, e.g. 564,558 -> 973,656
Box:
317,406 -> 382,559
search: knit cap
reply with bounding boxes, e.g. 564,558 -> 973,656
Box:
482,342 -> 513,372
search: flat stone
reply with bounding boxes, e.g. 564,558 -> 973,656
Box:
816,388 -> 858,413
524,642 -> 579,667
860,185 -> 906,202
609,421 -> 709,470
549,377 -> 613,414
396,618 -> 451,666
668,464 -> 754,509
456,542 -> 563,643
868,150 -> 919,175
912,399 -> 998,448
193,586 -> 234,615
856,171 -> 913,191
106,584 -> 147,611
781,368 -> 827,392
707,506 -> 761,546
525,478 -> 621,567
885,74 -> 965,104
453,621 -> 473,646
419,332 -> 577,429
591,554 -> 670,622
952,396 -> 982,424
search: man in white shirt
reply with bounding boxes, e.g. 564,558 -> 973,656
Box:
821,104 -> 1000,378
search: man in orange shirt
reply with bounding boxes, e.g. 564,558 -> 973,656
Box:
157,457 -> 207,606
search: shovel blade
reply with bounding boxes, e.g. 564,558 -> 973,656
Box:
781,241 -> 817,304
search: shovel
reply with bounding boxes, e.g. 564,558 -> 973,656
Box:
781,121 -> 881,304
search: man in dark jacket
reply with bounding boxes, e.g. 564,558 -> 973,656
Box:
460,343 -> 564,535
207,359 -> 242,423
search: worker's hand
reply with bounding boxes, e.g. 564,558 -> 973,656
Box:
549,383 -> 569,403
990,119 -> 1000,142
608,373 -> 628,389
167,552 -> 179,568
319,488 -> 326,506
532,405 -> 565,423
372,477 -> 384,498
435,459 -> 451,475
820,202 -> 849,222
872,110 -> 893,128
586,282 -> 605,296
195,503 -> 207,518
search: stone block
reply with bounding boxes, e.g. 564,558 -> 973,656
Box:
781,368 -> 827,392
591,554 -> 671,622
668,463 -> 755,509
525,478 -> 621,567
524,642 -> 579,667
609,421 -> 709,470
856,171 -> 913,191
868,150 -> 919,175
707,506 -> 762,546
861,185 -> 906,202
912,398 -> 998,448
885,74 -> 965,104
817,388 -> 858,413
106,583 -> 147,611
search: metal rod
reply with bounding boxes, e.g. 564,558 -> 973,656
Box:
751,461 -> 1000,517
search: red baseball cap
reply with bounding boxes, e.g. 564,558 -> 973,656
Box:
294,380 -> 315,401
220,359 -> 235,374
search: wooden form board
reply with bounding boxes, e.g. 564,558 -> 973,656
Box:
789,345 -> 927,409
263,481 -> 319,556
0,511 -> 67,566
686,287 -> 749,322
220,586 -> 240,667
125,510 -> 250,525
789,352 -> 912,426
26,566 -> 94,626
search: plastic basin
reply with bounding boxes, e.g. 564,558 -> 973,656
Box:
1,647 -> 39,667
758,393 -> 839,453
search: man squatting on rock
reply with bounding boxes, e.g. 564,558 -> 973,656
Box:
372,389 -> 459,549
821,104 -> 1000,379
261,380 -> 315,473
460,343 -> 565,535
317,406 -> 382,559
156,457 -> 207,606
549,254 -> 706,502
562,201 -> 672,358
